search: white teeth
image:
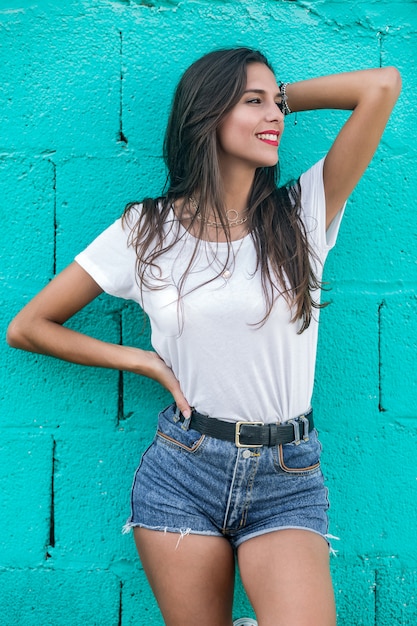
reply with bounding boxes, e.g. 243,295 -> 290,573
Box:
257,133 -> 278,141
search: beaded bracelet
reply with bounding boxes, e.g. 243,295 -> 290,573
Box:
278,81 -> 292,116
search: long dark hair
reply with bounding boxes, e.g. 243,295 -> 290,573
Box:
124,47 -> 325,332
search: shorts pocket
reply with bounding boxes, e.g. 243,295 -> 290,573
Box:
156,408 -> 206,453
274,429 -> 321,475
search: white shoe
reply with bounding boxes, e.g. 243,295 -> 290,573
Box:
233,619 -> 258,626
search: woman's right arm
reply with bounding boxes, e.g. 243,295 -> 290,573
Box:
7,262 -> 192,416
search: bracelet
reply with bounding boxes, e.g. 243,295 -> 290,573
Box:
278,81 -> 292,116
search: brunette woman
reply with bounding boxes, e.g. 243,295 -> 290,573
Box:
7,48 -> 401,626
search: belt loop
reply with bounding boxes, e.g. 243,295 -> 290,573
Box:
300,415 -> 310,442
269,423 -> 278,446
173,404 -> 181,423
288,419 -> 301,445
181,414 -> 192,431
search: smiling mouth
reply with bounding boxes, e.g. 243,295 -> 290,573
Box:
256,132 -> 279,145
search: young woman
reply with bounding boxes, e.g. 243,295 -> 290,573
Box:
7,48 -> 400,626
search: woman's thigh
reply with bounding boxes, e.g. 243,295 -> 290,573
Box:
134,527 -> 235,626
237,528 -> 336,626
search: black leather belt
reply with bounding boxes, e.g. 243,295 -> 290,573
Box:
179,409 -> 314,448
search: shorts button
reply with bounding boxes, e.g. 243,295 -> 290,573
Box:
242,449 -> 251,459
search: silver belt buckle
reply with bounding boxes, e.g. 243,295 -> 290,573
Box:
235,421 -> 264,448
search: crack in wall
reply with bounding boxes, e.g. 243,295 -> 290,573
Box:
51,160 -> 57,276
118,580 -> 123,626
118,31 -> 128,145
46,437 -> 56,559
116,309 -> 134,423
113,0 -> 180,6
378,301 -> 386,412
118,369 -> 125,424
377,30 -> 384,67
117,312 -> 125,424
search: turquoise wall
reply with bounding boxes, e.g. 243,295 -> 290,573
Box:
1,0 -> 416,624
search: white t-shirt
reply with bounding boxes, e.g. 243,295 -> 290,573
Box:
75,158 -> 345,424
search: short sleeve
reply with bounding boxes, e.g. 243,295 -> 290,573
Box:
299,157 -> 346,254
74,216 -> 140,303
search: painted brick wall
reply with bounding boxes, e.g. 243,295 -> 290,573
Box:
1,0 -> 416,624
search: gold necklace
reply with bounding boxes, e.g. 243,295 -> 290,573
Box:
189,196 -> 248,228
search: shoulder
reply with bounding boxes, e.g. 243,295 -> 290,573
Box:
123,202 -> 143,230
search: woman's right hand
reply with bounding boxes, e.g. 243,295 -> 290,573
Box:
140,350 -> 192,418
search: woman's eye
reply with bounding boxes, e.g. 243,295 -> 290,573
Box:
276,101 -> 284,112
247,98 -> 262,104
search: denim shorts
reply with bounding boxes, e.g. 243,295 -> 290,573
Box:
123,404 -> 330,549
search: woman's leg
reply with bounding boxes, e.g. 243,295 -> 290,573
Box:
237,529 -> 336,626
134,527 -> 235,626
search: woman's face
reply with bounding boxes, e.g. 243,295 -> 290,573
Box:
217,62 -> 285,174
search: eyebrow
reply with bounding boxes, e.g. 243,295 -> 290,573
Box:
243,88 -> 282,98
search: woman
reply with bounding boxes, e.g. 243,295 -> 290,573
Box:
7,48 -> 400,625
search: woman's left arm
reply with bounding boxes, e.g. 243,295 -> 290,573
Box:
284,68 -> 402,227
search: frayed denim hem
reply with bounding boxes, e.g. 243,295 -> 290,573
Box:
122,521 -> 221,549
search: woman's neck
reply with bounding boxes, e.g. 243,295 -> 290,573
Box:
174,165 -> 256,242
219,162 -> 255,214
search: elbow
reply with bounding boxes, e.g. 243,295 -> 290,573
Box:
380,66 -> 402,99
6,317 -> 31,350
6,318 -> 22,348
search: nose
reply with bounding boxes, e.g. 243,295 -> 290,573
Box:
265,99 -> 284,124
